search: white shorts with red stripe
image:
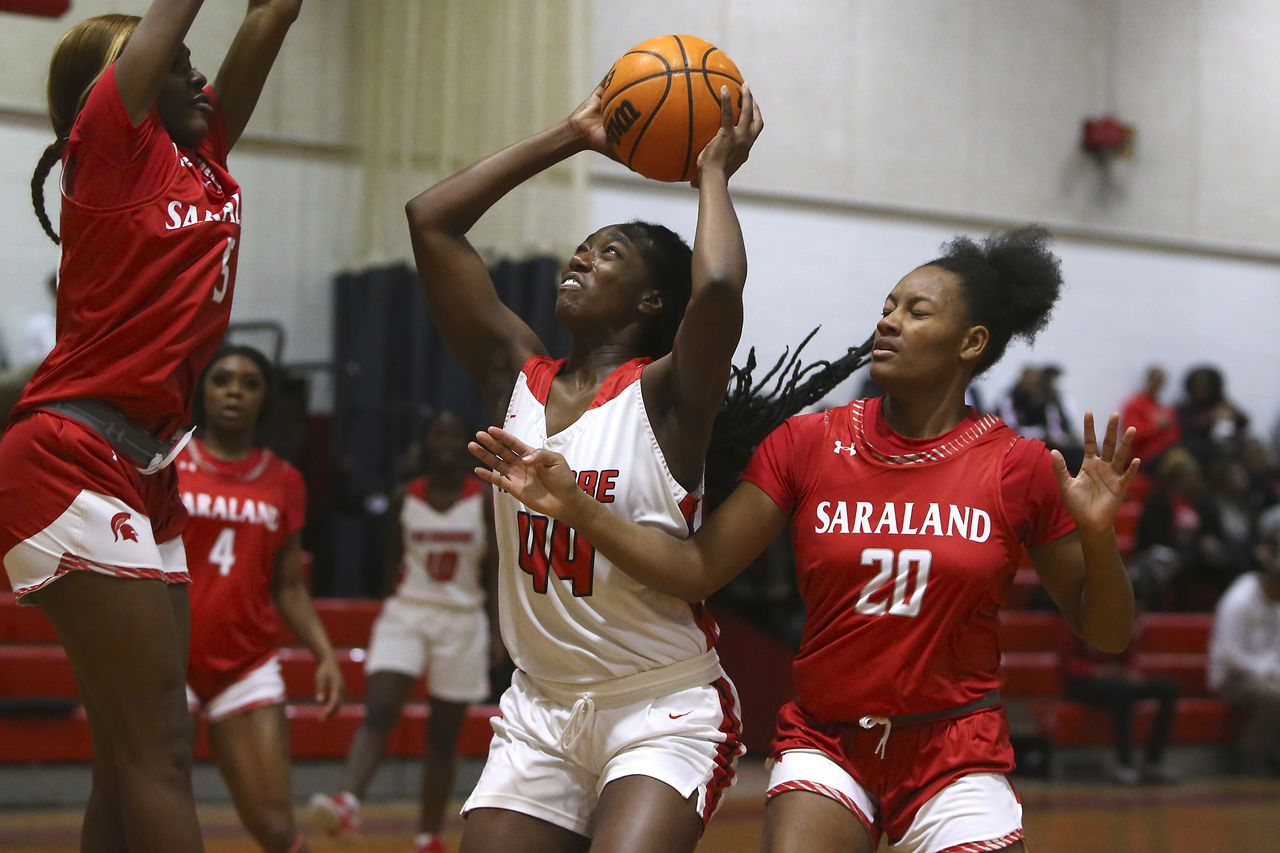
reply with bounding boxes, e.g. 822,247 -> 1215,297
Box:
768,750 -> 1024,853
463,654 -> 743,836
364,596 -> 489,703
187,654 -> 285,723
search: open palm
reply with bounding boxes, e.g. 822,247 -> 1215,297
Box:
469,427 -> 585,522
1051,411 -> 1140,535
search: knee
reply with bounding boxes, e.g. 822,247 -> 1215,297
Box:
362,701 -> 401,733
247,811 -> 300,852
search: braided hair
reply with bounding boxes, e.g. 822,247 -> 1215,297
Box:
32,14 -> 140,244
705,329 -> 874,506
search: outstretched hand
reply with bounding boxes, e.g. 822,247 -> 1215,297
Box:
1051,411 -> 1140,536
315,656 -> 345,720
694,82 -> 764,186
469,427 -> 592,525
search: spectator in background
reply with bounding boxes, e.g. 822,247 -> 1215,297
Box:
1122,366 -> 1181,468
1132,448 -> 1222,609
1058,617 -> 1180,784
1208,514 -> 1280,775
999,365 -> 1083,471
1205,457 -> 1259,577
1177,365 -> 1249,465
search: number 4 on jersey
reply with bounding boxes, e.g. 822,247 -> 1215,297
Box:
209,527 -> 237,576
516,511 -> 595,597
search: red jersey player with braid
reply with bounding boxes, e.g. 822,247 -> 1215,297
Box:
470,227 -> 1140,853
179,346 -> 343,853
0,3 -> 303,849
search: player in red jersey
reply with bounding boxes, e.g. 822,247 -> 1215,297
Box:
470,228 -> 1140,853
0,3 -> 303,849
180,346 -> 343,853
306,412 -> 498,853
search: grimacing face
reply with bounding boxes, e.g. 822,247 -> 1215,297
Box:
869,265 -> 983,392
555,225 -> 659,329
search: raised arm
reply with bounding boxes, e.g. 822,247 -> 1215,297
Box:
112,0 -> 206,125
212,0 -> 304,149
406,90 -> 612,404
1031,412 -> 1139,653
648,85 -> 764,428
470,427 -> 785,601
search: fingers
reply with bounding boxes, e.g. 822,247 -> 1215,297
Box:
718,84 -> 734,130
472,465 -> 511,492
1082,410 -> 1097,458
468,438 -> 506,472
735,82 -> 752,129
1114,425 -> 1137,474
1049,448 -> 1071,490
487,426 -> 536,458
1119,457 -> 1141,491
1100,412 -> 1120,462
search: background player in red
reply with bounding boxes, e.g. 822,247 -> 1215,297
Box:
180,345 -> 343,853
407,83 -> 762,852
0,2 -> 303,849
470,228 -> 1140,853
307,411 -> 498,853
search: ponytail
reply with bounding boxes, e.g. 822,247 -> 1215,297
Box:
705,329 -> 874,506
31,139 -> 64,245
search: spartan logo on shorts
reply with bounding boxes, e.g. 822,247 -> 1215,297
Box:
110,512 -> 139,543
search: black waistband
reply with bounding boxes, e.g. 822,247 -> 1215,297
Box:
888,690 -> 1002,727
41,399 -> 173,468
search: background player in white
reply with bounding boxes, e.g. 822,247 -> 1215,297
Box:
307,411 -> 499,853
1,3 -> 303,849
406,84 -> 762,852
181,346 -> 343,853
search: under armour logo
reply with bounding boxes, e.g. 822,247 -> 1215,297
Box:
833,441 -> 857,456
110,512 -> 139,543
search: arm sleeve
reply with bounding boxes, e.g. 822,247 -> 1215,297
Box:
740,417 -> 805,514
1003,439 -> 1076,548
65,64 -> 175,207
282,464 -> 307,534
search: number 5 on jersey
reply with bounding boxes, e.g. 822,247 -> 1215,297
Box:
516,511 -> 595,597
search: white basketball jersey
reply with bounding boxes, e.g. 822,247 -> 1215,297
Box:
495,356 -> 719,684
395,477 -> 488,611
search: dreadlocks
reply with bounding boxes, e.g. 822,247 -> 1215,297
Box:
705,329 -> 874,507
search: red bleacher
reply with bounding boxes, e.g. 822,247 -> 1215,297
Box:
999,610 -> 1238,746
0,593 -> 496,763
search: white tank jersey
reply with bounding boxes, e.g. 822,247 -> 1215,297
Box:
394,476 -> 488,611
495,356 -> 720,684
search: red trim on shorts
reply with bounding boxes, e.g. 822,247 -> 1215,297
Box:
936,829 -> 1025,853
14,552 -> 188,599
205,695 -> 284,724
700,677 -> 743,824
766,779 -> 878,846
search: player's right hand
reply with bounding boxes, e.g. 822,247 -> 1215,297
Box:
470,427 -> 589,523
566,85 -> 614,160
695,82 -> 763,186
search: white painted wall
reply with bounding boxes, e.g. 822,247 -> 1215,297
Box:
590,178 -> 1280,427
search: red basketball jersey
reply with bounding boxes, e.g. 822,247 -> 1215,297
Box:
178,441 -> 306,699
743,397 -> 1073,721
16,64 -> 242,438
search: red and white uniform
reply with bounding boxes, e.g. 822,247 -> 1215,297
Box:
463,357 -> 742,836
1,65 -> 241,599
178,440 -> 305,719
362,476 -> 492,703
744,397 -> 1073,852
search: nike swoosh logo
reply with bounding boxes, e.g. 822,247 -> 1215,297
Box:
669,711 -> 692,720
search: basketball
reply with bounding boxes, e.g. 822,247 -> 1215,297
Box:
599,35 -> 743,183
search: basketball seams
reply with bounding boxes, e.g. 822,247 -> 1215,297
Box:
674,35 -> 696,182
603,69 -> 741,106
601,50 -> 672,112
623,74 -> 673,169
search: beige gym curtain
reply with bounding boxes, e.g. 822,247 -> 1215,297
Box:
353,0 -> 591,265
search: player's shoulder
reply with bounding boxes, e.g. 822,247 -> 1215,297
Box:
403,476 -> 429,502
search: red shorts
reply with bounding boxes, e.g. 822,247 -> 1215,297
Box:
0,412 -> 189,600
769,701 -> 1017,845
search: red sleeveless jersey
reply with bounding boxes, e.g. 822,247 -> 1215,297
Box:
177,441 -> 306,700
16,64 -> 242,438
742,397 -> 1073,721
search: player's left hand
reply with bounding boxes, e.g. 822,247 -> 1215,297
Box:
694,82 -> 763,187
1051,411 -> 1140,536
315,656 -> 345,719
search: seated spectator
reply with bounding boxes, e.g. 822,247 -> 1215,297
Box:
1122,366 -> 1180,467
1208,515 -> 1280,775
1177,365 -> 1249,465
999,365 -> 1083,470
1206,456 -> 1259,578
1058,617 -> 1180,784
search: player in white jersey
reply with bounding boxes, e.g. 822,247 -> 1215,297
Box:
406,82 -> 763,852
306,413 -> 497,853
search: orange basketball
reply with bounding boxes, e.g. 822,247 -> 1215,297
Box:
599,35 -> 743,183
